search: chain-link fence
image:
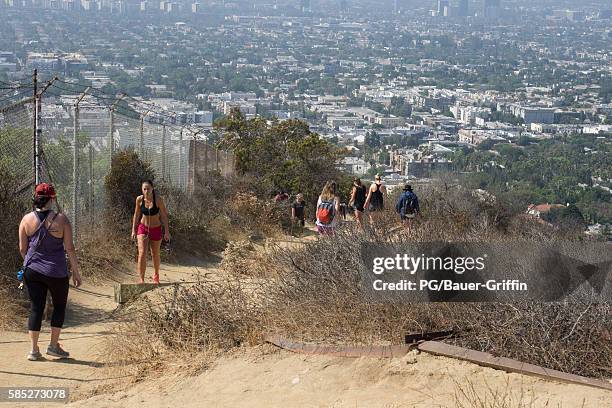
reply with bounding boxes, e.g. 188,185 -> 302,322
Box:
0,78 -> 235,241
0,97 -> 34,195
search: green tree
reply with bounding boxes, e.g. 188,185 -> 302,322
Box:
216,108 -> 346,204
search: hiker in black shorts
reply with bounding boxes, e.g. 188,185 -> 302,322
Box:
364,174 -> 387,225
291,193 -> 306,235
349,177 -> 367,229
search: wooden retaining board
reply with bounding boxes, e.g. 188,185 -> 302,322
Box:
417,341 -> 612,391
265,335 -> 415,358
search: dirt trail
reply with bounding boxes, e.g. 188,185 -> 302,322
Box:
0,262 -> 207,406
1,229 -> 611,407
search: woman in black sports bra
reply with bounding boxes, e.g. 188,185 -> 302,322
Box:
131,180 -> 170,284
364,174 -> 387,226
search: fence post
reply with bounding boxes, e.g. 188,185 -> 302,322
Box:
109,108 -> 114,169
161,122 -> 166,181
109,94 -> 125,170
72,87 -> 90,242
179,127 -> 183,189
73,104 -> 79,240
203,139 -> 208,178
88,144 -> 94,224
215,146 -> 219,173
139,112 -> 145,158
191,136 -> 197,194
32,69 -> 38,187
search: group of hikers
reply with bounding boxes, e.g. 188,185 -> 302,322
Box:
17,175 -> 417,361
278,174 -> 420,236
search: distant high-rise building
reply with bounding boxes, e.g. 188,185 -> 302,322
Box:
339,0 -> 347,12
191,1 -> 199,13
139,0 -> 146,11
393,0 -> 398,14
437,0 -> 449,15
299,0 -> 310,13
483,0 -> 500,18
457,0 -> 468,16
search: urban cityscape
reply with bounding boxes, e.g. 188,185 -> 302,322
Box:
1,0 -> 611,233
1,1 -> 612,406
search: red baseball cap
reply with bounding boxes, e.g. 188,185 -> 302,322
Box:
35,183 -> 56,198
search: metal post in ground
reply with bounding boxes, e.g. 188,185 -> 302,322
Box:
139,110 -> 150,159
203,138 -> 208,179
161,121 -> 166,181
32,69 -> 38,187
179,127 -> 184,189
72,87 -> 90,242
224,150 -> 229,177
109,108 -> 114,169
191,135 -> 197,194
189,128 -> 205,195
109,94 -> 125,170
215,146 -> 219,173
33,75 -> 58,187
88,144 -> 94,224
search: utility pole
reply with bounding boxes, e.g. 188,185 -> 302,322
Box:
72,87 -> 90,242
32,74 -> 58,187
32,69 -> 38,188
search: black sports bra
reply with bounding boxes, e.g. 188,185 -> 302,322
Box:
141,191 -> 159,216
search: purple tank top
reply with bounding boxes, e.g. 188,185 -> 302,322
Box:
23,212 -> 68,278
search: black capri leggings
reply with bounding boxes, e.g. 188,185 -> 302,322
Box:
24,268 -> 69,331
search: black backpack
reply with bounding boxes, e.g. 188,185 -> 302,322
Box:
403,193 -> 416,215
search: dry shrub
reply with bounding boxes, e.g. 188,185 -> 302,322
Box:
225,191 -> 289,236
159,184 -> 225,258
258,183 -> 611,378
117,182 -> 611,379
450,377 -> 538,408
76,217 -> 133,282
118,277 -> 263,354
219,240 -> 270,277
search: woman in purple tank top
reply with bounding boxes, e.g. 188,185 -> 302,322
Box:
18,183 -> 82,361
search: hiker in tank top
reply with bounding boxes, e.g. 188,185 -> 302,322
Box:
349,177 -> 367,229
18,183 -> 82,361
364,174 -> 388,225
315,180 -> 340,235
131,180 -> 170,285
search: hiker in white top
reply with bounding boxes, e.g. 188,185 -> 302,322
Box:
315,180 -> 341,235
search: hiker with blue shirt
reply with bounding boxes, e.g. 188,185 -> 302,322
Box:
396,184 -> 420,229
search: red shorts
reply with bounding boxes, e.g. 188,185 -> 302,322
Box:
137,223 -> 162,241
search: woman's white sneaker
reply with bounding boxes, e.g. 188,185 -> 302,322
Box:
27,350 -> 42,361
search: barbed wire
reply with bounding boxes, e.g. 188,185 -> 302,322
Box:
1,74 -> 236,234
